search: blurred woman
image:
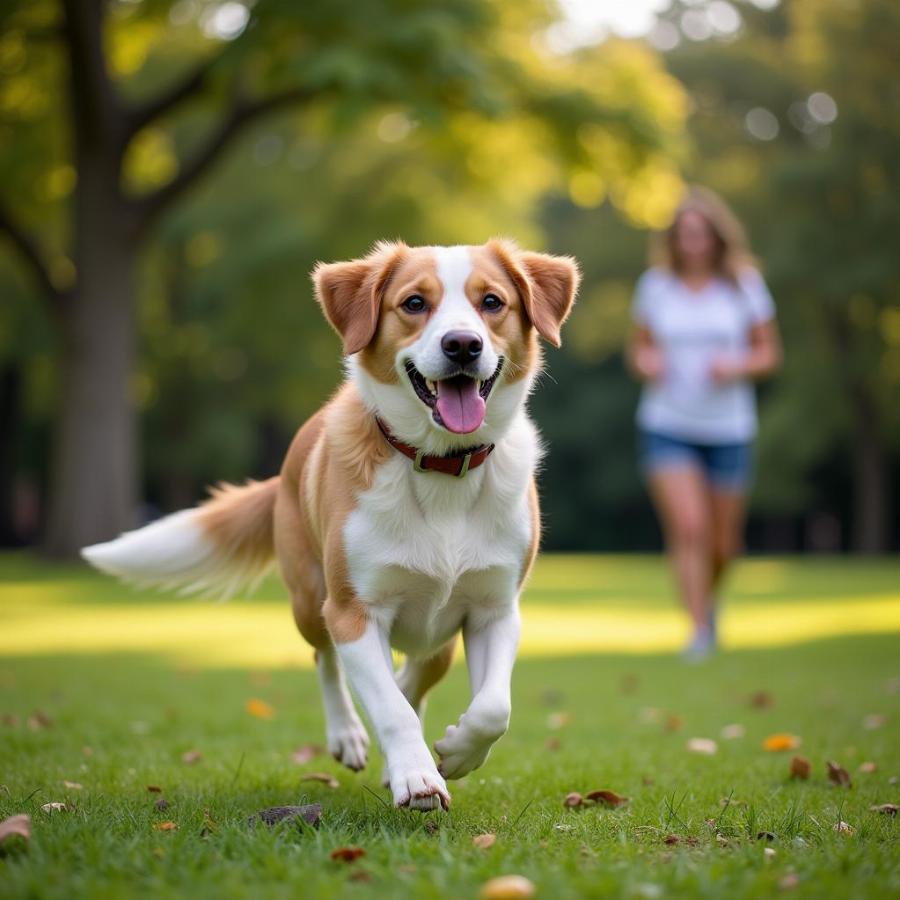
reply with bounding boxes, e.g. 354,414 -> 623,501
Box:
627,186 -> 781,661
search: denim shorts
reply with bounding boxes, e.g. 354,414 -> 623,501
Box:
638,429 -> 753,491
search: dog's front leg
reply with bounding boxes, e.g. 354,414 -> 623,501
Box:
335,618 -> 450,811
435,606 -> 520,780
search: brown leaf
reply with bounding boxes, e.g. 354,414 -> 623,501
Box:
300,772 -> 339,789
0,814 -> 31,845
789,756 -> 811,780
181,750 -> 202,765
250,803 -> 322,828
291,744 -> 324,765
870,803 -> 898,816
155,821 -> 178,831
544,737 -> 561,752
473,833 -> 497,849
859,761 -> 877,774
1,713 -> 20,727
750,690 -> 774,709
348,870 -> 372,883
479,875 -> 536,899
664,713 -> 684,733
585,790 -> 629,807
663,834 -> 699,846
330,846 -> 366,863
147,785 -> 163,793
27,711 -> 53,730
827,760 -> 852,788
563,792 -> 583,808
40,802 -> 69,813
245,698 -> 275,720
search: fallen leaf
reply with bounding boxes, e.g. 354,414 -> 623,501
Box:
687,737 -> 717,755
789,756 -> 811,780
250,803 -> 322,828
155,821 -> 178,831
546,712 -> 572,730
348,870 -> 372,883
63,780 -> 83,790
779,873 -> 800,890
720,724 -> 745,740
663,834 -> 699,846
300,772 -> 339,789
664,714 -> 684,733
859,761 -> 877,774
291,744 -> 323,765
827,760 -> 852,788
863,713 -> 886,730
870,803 -> 898,816
147,785 -> 163,793
181,750 -> 202,765
0,814 -> 30,845
245,698 -> 275,720
330,846 -> 366,863
585,790 -> 629,807
563,792 -> 583,808
473,833 -> 497,849
1,713 -> 19,727
40,802 -> 68,813
750,690 -> 774,709
480,874 -> 536,899
27,711 -> 53,730
155,798 -> 170,811
544,737 -> 561,752
763,734 -> 801,752
833,820 -> 854,834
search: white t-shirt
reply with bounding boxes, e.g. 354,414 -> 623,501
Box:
632,267 -> 776,444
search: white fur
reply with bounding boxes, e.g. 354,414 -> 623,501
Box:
80,509 -> 269,598
336,244 -> 543,803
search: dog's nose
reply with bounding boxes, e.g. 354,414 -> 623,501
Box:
441,331 -> 483,366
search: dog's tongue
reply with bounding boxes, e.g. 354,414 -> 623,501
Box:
435,376 -> 485,434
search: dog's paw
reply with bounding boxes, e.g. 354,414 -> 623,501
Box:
327,721 -> 370,771
435,708 -> 509,780
390,767 -> 450,811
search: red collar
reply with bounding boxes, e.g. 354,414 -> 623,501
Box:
375,418 -> 495,478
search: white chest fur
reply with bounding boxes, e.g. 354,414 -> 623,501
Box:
342,413 -> 539,658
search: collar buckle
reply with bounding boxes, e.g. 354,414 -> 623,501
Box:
455,452 -> 472,478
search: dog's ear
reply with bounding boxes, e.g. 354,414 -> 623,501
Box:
488,240 -> 580,348
313,242 -> 406,355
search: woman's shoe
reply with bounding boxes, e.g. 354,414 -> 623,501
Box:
682,626 -> 715,663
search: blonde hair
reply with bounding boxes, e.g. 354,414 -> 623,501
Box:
651,185 -> 755,283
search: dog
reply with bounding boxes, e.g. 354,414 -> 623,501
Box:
82,239 -> 579,811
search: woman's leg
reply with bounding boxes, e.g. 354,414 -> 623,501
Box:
647,465 -> 714,635
708,486 -> 747,603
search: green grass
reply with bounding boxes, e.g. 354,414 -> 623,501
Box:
1,554 -> 898,899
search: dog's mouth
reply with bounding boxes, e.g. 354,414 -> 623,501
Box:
405,359 -> 503,435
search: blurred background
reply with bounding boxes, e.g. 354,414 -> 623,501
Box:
1,0 -> 898,559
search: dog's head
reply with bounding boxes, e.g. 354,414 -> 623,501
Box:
313,240 -> 580,450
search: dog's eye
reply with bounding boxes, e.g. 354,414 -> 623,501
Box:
482,293 -> 504,312
402,295 -> 427,313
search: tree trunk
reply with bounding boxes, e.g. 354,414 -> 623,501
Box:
0,363 -> 24,546
43,161 -> 139,557
851,409 -> 890,554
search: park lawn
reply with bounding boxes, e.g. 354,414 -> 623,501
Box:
0,554 -> 898,899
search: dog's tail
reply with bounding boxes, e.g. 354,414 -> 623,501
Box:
81,477 -> 280,598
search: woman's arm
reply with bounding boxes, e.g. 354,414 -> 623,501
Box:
710,319 -> 783,383
626,325 -> 665,384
